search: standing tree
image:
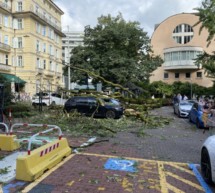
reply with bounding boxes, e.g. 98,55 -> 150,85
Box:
69,13 -> 162,86
195,0 -> 215,78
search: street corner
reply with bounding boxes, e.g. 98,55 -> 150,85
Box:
21,153 -> 214,193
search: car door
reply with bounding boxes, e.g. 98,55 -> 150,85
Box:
191,103 -> 199,122
87,97 -> 99,116
75,97 -> 89,115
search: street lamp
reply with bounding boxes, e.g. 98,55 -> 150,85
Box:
190,79 -> 192,99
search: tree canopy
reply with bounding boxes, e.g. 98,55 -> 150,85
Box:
195,0 -> 215,78
69,13 -> 162,86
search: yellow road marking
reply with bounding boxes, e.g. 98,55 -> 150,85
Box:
168,163 -> 194,175
79,152 -> 188,165
67,180 -> 75,186
21,154 -> 75,193
166,171 -> 204,191
158,162 -> 168,193
167,183 -> 186,193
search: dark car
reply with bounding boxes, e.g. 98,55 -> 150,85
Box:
64,96 -> 124,119
189,102 -> 205,128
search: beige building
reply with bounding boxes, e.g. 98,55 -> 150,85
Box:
0,0 -> 65,96
150,13 -> 215,87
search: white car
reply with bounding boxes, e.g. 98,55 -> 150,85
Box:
173,101 -> 194,118
32,92 -> 67,106
201,135 -> 215,184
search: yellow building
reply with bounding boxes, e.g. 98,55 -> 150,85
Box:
0,0 -> 65,96
150,13 -> 215,87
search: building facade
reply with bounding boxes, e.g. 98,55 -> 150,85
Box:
62,31 -> 84,89
0,0 -> 65,96
150,13 -> 215,87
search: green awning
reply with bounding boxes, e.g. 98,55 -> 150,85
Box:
0,73 -> 26,84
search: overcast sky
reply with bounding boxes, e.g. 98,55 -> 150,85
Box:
54,0 -> 203,37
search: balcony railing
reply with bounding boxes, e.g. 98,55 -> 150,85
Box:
0,1 -> 11,12
36,68 -> 44,74
30,6 -> 61,31
55,72 -> 61,78
45,70 -> 55,77
0,42 -> 11,52
163,60 -> 198,70
0,63 -> 12,71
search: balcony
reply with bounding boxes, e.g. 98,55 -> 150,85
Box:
29,6 -> 61,32
0,1 -> 11,12
55,72 -> 61,78
36,68 -> 44,75
45,70 -> 55,77
0,42 -> 11,52
163,46 -> 203,70
0,63 -> 12,71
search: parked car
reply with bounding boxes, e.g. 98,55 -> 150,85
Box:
201,135 -> 215,184
64,96 -> 124,119
32,92 -> 67,106
173,101 -> 194,118
189,102 -> 205,128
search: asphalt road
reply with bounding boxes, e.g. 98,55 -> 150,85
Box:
110,106 -> 212,164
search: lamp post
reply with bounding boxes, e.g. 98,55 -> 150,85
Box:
68,63 -> 70,90
190,79 -> 192,99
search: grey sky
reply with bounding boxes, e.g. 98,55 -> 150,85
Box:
54,0 -> 203,37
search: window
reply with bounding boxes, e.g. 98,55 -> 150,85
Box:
36,22 -> 40,33
36,40 -> 40,52
4,35 -> 8,45
197,72 -> 202,78
4,16 -> 8,27
5,55 -> 8,65
17,56 -> 23,66
17,18 -> 23,29
164,72 -> 169,79
172,24 -> 194,44
35,5 -> 39,14
42,26 -> 46,36
185,72 -> 191,78
43,43 -> 46,53
36,58 -> 40,68
43,60 -> 46,69
17,1 -> 23,11
175,73 -> 179,78
17,37 -> 22,48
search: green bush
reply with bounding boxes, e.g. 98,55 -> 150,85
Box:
5,102 -> 35,118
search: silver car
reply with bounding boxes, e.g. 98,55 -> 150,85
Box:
173,101 -> 194,118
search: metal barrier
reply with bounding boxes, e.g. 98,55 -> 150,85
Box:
26,126 -> 62,155
16,125 -> 71,181
0,122 -> 9,135
10,123 -> 62,135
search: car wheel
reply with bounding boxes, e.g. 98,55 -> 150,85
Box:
196,119 -> 201,129
106,110 -> 116,119
201,148 -> 213,184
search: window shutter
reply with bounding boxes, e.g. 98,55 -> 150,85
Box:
13,37 -> 18,48
13,19 -> 18,29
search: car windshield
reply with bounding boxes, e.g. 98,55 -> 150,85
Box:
180,102 -> 193,106
101,98 -> 120,106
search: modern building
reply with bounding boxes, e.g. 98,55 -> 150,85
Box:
62,31 -> 84,89
0,0 -> 65,96
150,13 -> 215,88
